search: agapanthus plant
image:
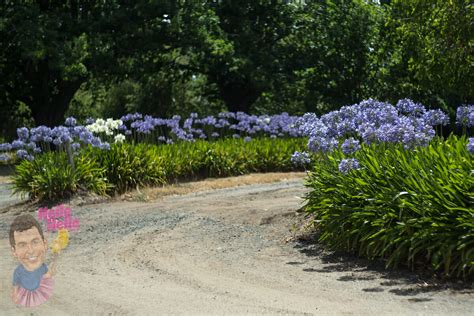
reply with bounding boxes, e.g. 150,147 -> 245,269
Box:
456,105 -> 473,127
468,138 -> 474,154
291,151 -> 311,167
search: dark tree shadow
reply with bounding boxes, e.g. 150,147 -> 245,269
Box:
293,233 -> 474,300
0,165 -> 15,177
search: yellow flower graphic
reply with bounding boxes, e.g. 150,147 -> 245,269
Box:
51,229 -> 69,254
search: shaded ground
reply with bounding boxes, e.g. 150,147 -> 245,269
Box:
0,173 -> 472,315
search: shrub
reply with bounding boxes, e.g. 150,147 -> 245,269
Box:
146,137 -> 308,180
304,135 -> 474,277
13,151 -> 109,201
88,143 -> 165,194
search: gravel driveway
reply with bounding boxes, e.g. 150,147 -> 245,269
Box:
0,174 -> 472,315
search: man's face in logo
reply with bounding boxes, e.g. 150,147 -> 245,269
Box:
11,227 -> 47,271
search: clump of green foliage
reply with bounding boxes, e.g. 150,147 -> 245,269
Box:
149,137 -> 308,180
13,151 -> 109,201
88,144 -> 165,194
304,135 -> 473,278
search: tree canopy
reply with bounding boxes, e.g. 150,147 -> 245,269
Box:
1,0 -> 472,140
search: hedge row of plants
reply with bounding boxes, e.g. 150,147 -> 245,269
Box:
304,135 -> 473,278
13,137 -> 307,200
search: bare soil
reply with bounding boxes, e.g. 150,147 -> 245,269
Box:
0,173 -> 472,315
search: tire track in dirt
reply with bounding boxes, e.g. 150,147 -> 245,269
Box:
0,174 -> 472,315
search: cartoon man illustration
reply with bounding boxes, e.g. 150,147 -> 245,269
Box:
9,214 -> 55,307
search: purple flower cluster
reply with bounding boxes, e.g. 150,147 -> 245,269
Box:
299,99 -> 448,154
468,138 -> 474,154
396,99 -> 426,117
15,149 -> 33,161
308,137 -> 338,153
341,138 -> 360,154
0,143 -> 12,151
17,127 -> 29,140
118,111 -> 302,143
65,117 -> 77,127
0,153 -> 10,162
291,151 -> 311,167
121,113 -> 143,122
224,112 -> 300,138
2,119 -> 110,160
121,113 -> 189,143
456,105 -> 473,127
338,158 -> 360,175
11,140 -> 24,150
423,109 -> 449,126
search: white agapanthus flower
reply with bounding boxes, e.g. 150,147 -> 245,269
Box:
114,134 -> 126,143
86,118 -> 123,135
105,118 -> 122,130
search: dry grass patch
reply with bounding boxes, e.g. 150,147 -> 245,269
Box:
0,176 -> 12,184
120,172 -> 306,202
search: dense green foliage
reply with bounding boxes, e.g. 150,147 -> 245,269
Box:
369,0 -> 473,116
1,1 -> 472,139
13,137 -> 307,199
13,151 -> 109,200
88,144 -> 165,194
150,137 -> 308,180
304,135 -> 473,277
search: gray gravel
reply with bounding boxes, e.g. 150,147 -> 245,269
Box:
0,177 -> 473,315
0,183 -> 24,207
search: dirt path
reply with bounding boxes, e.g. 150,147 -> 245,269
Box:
0,173 -> 472,315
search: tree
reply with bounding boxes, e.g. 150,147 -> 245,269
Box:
2,0 -> 471,141
1,1 -> 90,130
0,0 -> 175,131
370,0 -> 474,112
251,0 -> 380,115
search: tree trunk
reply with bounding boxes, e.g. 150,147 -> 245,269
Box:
30,80 -> 83,127
218,80 -> 260,113
25,59 -> 84,127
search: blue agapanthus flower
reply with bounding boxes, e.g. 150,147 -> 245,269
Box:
456,105 -> 473,127
65,117 -> 77,127
338,158 -> 360,175
423,109 -> 449,126
291,151 -> 311,167
16,149 -> 33,161
396,99 -> 426,117
16,127 -> 29,140
341,137 -> 361,154
468,138 -> 474,154
71,143 -> 81,151
11,140 -> 25,149
0,143 -> 12,152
